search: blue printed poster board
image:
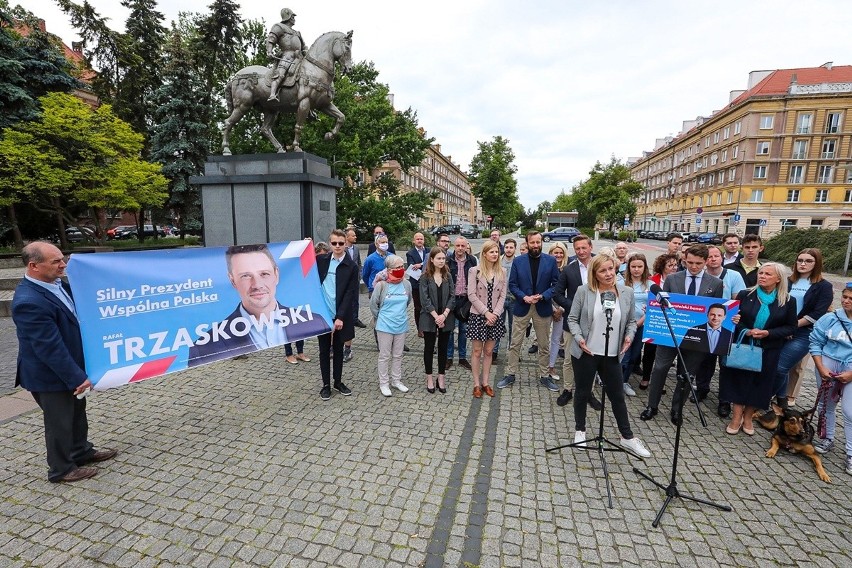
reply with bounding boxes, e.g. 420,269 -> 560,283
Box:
642,292 -> 739,356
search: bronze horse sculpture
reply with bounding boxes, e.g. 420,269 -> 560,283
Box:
221,30 -> 353,155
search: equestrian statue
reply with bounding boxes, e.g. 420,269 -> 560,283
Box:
221,8 -> 353,155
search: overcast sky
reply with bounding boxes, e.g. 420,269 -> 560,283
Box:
23,0 -> 852,209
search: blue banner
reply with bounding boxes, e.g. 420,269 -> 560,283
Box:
643,292 -> 739,355
66,241 -> 333,390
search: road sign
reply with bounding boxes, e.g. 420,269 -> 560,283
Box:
696,207 -> 704,214
696,216 -> 702,224
486,215 -> 493,221
733,213 -> 741,222
759,219 -> 767,226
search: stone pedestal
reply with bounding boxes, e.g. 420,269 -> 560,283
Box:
190,152 -> 342,247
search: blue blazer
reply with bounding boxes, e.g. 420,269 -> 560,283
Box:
12,278 -> 88,392
508,253 -> 560,317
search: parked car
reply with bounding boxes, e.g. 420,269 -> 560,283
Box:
695,232 -> 722,244
541,227 -> 580,242
64,226 -> 97,243
431,224 -> 461,236
106,225 -> 136,240
459,223 -> 479,238
119,224 -> 168,239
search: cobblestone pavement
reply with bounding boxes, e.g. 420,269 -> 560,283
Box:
2,242 -> 852,567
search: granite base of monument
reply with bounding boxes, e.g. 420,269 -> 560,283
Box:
190,152 -> 342,247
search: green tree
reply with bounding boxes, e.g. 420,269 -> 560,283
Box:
0,5 -> 39,129
0,92 -> 168,247
468,136 -> 522,228
338,173 -> 435,241
149,26 -> 208,238
561,158 -> 642,231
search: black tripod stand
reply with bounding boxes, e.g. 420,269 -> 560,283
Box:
546,299 -> 633,509
633,294 -> 731,526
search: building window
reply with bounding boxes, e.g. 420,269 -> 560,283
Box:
815,189 -> 829,202
825,111 -> 842,133
845,189 -> 852,202
714,132 -> 720,144
716,193 -> 722,205
780,219 -> 798,231
728,167 -> 736,182
817,165 -> 834,184
760,115 -> 774,129
756,141 -> 770,155
723,126 -> 730,139
727,191 -> 733,204
821,139 -> 836,159
796,112 -> 812,134
734,121 -> 742,135
710,153 -> 718,166
840,220 -> 852,231
792,140 -> 808,159
787,189 -> 800,202
750,189 -> 764,202
708,173 -> 715,185
721,149 -> 727,162
754,165 -> 767,179
732,145 -> 739,159
811,218 -> 824,229
789,165 -> 805,184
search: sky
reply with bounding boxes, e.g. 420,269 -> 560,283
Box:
21,0 -> 852,209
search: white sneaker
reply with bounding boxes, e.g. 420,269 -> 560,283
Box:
574,431 -> 587,447
620,436 -> 651,458
549,374 -> 561,382
623,382 -> 636,397
392,382 -> 409,393
379,385 -> 392,397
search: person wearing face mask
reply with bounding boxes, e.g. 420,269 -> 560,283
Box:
363,234 -> 391,297
367,226 -> 396,255
370,255 -> 412,397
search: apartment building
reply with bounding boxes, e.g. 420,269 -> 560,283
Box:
630,63 -> 852,237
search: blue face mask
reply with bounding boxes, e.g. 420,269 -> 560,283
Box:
378,243 -> 389,251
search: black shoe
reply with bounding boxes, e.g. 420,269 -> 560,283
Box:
320,385 -> 331,401
558,348 -> 565,359
354,319 -> 367,328
588,394 -> 602,411
459,359 -> 472,371
556,389 -> 573,407
689,390 -> 709,404
334,382 -> 352,396
639,406 -> 658,421
528,345 -> 538,354
403,345 -> 410,352
717,401 -> 731,418
670,408 -> 682,425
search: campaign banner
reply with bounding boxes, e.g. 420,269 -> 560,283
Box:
643,292 -> 739,355
66,241 -> 333,390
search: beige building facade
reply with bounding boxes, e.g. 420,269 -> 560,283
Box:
630,63 -> 852,237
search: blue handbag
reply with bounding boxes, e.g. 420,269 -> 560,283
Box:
722,329 -> 763,372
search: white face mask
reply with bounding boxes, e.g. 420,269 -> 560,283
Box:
378,243 -> 389,251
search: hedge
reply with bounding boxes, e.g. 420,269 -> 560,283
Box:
762,228 -> 851,272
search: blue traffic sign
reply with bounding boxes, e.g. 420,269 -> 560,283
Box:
733,213 -> 741,222
759,219 -> 767,226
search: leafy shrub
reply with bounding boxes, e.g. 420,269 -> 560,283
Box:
763,228 -> 851,272
618,230 -> 637,242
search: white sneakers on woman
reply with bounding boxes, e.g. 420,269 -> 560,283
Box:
620,436 -> 651,458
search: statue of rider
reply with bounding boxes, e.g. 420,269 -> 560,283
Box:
266,8 -> 306,102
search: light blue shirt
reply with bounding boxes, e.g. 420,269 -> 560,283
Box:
719,268 -> 746,300
631,280 -> 653,320
375,282 -> 410,335
707,326 -> 720,353
789,279 -> 811,315
323,255 -> 342,317
241,304 -> 287,349
25,275 -> 77,318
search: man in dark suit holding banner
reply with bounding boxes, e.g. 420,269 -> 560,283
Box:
679,303 -> 733,356
12,242 -> 117,482
640,244 -> 724,424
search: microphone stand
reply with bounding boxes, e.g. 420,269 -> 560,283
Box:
633,295 -> 731,527
546,301 -> 626,509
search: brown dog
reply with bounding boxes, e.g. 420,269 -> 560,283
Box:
764,404 -> 831,483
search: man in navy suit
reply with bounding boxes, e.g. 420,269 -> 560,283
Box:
12,242 -> 117,482
189,243 -> 331,367
405,232 -> 428,337
640,244 -> 724,424
679,303 -> 733,356
497,231 -> 561,391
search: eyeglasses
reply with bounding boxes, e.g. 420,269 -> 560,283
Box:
330,241 -> 345,246
796,258 -> 815,264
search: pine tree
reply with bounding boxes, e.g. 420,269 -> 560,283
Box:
0,7 -> 40,129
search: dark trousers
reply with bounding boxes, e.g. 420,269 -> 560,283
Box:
573,353 -> 633,438
641,343 -> 657,383
318,330 -> 345,386
695,353 -> 718,395
647,345 -> 705,410
31,391 -> 94,481
423,331 -> 450,374
284,340 -> 305,356
411,285 -> 423,332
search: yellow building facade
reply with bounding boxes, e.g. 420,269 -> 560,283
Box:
630,64 -> 852,237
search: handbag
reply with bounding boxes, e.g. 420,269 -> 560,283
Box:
455,297 -> 471,321
722,329 -> 763,372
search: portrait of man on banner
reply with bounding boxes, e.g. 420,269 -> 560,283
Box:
188,243 -> 331,367
678,303 -> 734,355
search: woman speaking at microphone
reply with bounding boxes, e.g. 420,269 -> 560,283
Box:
567,254 -> 652,457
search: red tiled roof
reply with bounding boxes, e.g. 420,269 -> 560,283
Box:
728,64 -> 852,107
13,20 -> 97,84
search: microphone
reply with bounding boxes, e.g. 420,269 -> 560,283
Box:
649,283 -> 673,310
601,290 -> 616,318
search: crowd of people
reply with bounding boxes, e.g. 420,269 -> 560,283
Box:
13,229 -> 851,482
